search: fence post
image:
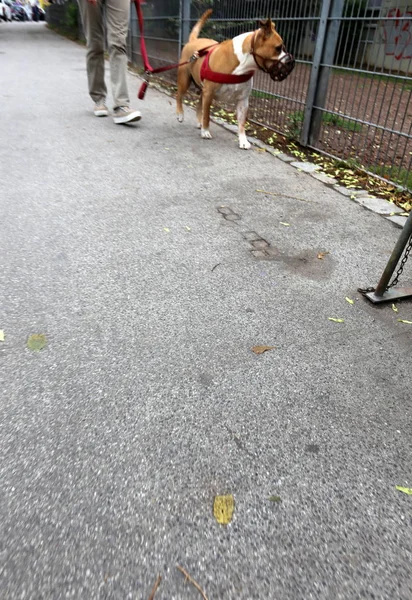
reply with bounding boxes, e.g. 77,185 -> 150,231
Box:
300,0 -> 344,147
178,0 -> 183,59
181,0 -> 191,47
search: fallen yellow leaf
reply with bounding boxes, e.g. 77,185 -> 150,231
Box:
163,227 -> 170,233
328,318 -> 344,323
392,304 -> 398,313
27,334 -> 47,351
280,222 -> 290,227
251,345 -> 275,355
213,495 -> 235,525
396,486 -> 412,495
317,251 -> 330,259
185,226 -> 191,231
345,297 -> 354,305
398,319 -> 412,324
0,330 -> 4,342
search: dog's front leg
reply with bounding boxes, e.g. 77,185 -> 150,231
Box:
196,92 -> 203,129
237,97 -> 251,150
176,66 -> 191,123
201,86 -> 214,139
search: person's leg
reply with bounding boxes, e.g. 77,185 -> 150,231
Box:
105,0 -> 130,109
105,0 -> 141,123
77,0 -> 107,107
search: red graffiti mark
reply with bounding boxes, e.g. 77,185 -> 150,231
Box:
383,8 -> 412,59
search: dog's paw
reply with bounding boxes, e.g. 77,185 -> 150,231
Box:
196,122 -> 202,129
201,128 -> 213,139
239,136 -> 251,150
177,113 -> 184,123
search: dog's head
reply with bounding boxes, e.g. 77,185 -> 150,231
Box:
252,18 -> 295,82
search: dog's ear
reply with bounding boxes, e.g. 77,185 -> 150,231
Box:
259,18 -> 275,37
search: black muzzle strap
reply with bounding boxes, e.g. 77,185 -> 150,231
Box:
250,32 -> 295,82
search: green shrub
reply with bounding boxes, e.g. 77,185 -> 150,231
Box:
64,1 -> 79,32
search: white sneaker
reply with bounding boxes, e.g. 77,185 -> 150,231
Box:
94,101 -> 109,117
113,106 -> 142,124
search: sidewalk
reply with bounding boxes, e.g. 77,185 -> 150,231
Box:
1,22 -> 411,600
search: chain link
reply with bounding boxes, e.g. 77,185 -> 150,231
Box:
386,234 -> 412,290
358,233 -> 412,296
357,286 -> 376,295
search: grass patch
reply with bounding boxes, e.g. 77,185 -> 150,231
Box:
323,112 -> 363,132
287,110 -> 363,133
251,89 -> 278,100
331,67 -> 412,91
369,164 -> 412,192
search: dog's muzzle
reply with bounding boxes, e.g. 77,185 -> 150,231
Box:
268,53 -> 295,82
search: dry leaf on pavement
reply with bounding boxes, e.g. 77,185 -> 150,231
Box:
317,251 -> 330,259
328,318 -> 344,323
252,345 -> 275,354
396,486 -> 412,495
269,495 -> 282,503
213,494 -> 235,525
27,334 -> 47,351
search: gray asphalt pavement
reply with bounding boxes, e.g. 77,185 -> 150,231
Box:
1,22 -> 412,600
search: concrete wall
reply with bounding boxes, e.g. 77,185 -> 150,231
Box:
366,0 -> 412,73
299,21 -> 316,60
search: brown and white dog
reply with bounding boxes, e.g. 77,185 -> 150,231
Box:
176,10 -> 294,149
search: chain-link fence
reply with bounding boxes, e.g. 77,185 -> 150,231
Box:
128,0 -> 412,193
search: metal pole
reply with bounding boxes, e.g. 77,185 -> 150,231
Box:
182,0 -> 191,47
300,0 -> 332,146
309,0 -> 345,147
178,0 -> 183,60
375,212 -> 412,296
364,211 -> 412,304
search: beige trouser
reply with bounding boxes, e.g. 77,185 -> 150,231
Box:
77,0 -> 130,109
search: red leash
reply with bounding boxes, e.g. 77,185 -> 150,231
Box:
133,0 -> 212,99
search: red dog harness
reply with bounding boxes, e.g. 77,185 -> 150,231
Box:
134,0 -> 294,99
200,47 -> 254,84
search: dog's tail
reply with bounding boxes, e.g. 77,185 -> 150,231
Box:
189,9 -> 212,42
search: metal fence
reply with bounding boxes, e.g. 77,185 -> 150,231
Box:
127,0 -> 412,192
